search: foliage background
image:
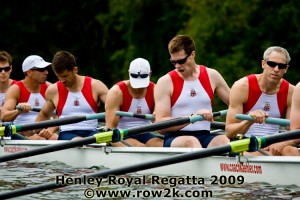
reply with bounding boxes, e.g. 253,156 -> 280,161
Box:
1,0 -> 299,111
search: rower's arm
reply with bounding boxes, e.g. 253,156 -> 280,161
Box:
105,85 -> 122,128
154,75 -> 189,134
208,68 -> 230,106
225,79 -> 254,138
1,85 -> 22,122
35,84 -> 57,122
290,82 -> 300,145
93,78 -> 109,105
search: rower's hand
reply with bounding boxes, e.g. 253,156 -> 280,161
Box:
39,128 -> 55,140
263,142 -> 287,156
16,103 -> 32,113
194,109 -> 213,122
248,110 -> 268,124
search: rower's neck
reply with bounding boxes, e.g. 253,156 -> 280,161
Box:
23,78 -> 42,93
258,74 -> 281,95
0,80 -> 10,93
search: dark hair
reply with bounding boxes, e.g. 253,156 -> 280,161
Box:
0,51 -> 12,65
52,51 -> 76,74
168,35 -> 195,55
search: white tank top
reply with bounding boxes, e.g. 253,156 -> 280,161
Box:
245,94 -> 281,137
14,93 -> 46,125
171,80 -> 212,131
118,98 -> 152,129
59,91 -> 97,131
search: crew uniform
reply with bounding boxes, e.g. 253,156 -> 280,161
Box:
243,74 -> 289,137
56,76 -> 98,140
164,65 -> 216,147
13,81 -> 47,125
117,81 -> 157,144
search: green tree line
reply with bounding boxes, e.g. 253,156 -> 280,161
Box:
1,0 -> 299,110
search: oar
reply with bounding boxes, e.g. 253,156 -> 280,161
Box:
0,112 -> 106,137
16,105 -> 57,114
0,110 -> 227,163
116,111 -> 154,120
116,111 -> 226,129
1,128 -> 299,199
236,114 -> 290,126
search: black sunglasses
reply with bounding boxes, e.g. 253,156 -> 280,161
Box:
130,72 -> 149,78
0,66 -> 11,72
170,53 -> 191,65
266,61 -> 288,69
31,67 -> 48,72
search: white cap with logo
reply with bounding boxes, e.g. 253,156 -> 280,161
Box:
129,58 -> 151,89
22,55 -> 51,72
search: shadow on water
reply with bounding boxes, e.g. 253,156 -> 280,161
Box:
1,161 -> 300,200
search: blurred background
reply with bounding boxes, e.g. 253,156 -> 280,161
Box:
1,0 -> 299,111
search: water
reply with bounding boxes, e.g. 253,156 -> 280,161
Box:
1,161 -> 300,199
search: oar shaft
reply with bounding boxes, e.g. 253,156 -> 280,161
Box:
236,114 -> 290,126
0,144 -> 231,199
116,110 -> 227,122
15,116 -> 86,132
123,110 -> 227,136
125,117 -> 189,135
211,121 -> 225,130
116,111 -> 154,120
262,129 -> 300,147
14,112 -> 105,132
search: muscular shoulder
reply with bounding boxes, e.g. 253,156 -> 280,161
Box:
45,83 -> 58,97
107,83 -> 123,98
205,67 -> 223,78
6,84 -> 21,98
156,73 -> 172,86
45,81 -> 52,86
231,77 -> 249,90
156,74 -> 172,92
91,78 -> 109,93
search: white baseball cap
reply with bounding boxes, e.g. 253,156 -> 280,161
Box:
129,58 -> 151,89
22,55 -> 51,72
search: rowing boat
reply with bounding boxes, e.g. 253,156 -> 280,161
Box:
1,138 -> 299,186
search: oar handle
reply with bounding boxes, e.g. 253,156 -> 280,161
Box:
236,114 -> 290,126
16,105 -> 42,112
189,109 -> 227,123
116,111 -> 154,120
86,113 -> 106,120
16,105 -> 57,114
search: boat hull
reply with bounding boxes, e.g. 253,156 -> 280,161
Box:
0,139 -> 299,186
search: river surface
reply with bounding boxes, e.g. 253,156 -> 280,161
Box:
1,160 -> 300,199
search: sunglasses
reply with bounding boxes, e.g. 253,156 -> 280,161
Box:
0,66 -> 11,72
266,61 -> 288,69
170,53 -> 191,65
31,67 -> 48,72
130,72 -> 149,78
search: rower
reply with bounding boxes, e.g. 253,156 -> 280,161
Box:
225,46 -> 299,156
